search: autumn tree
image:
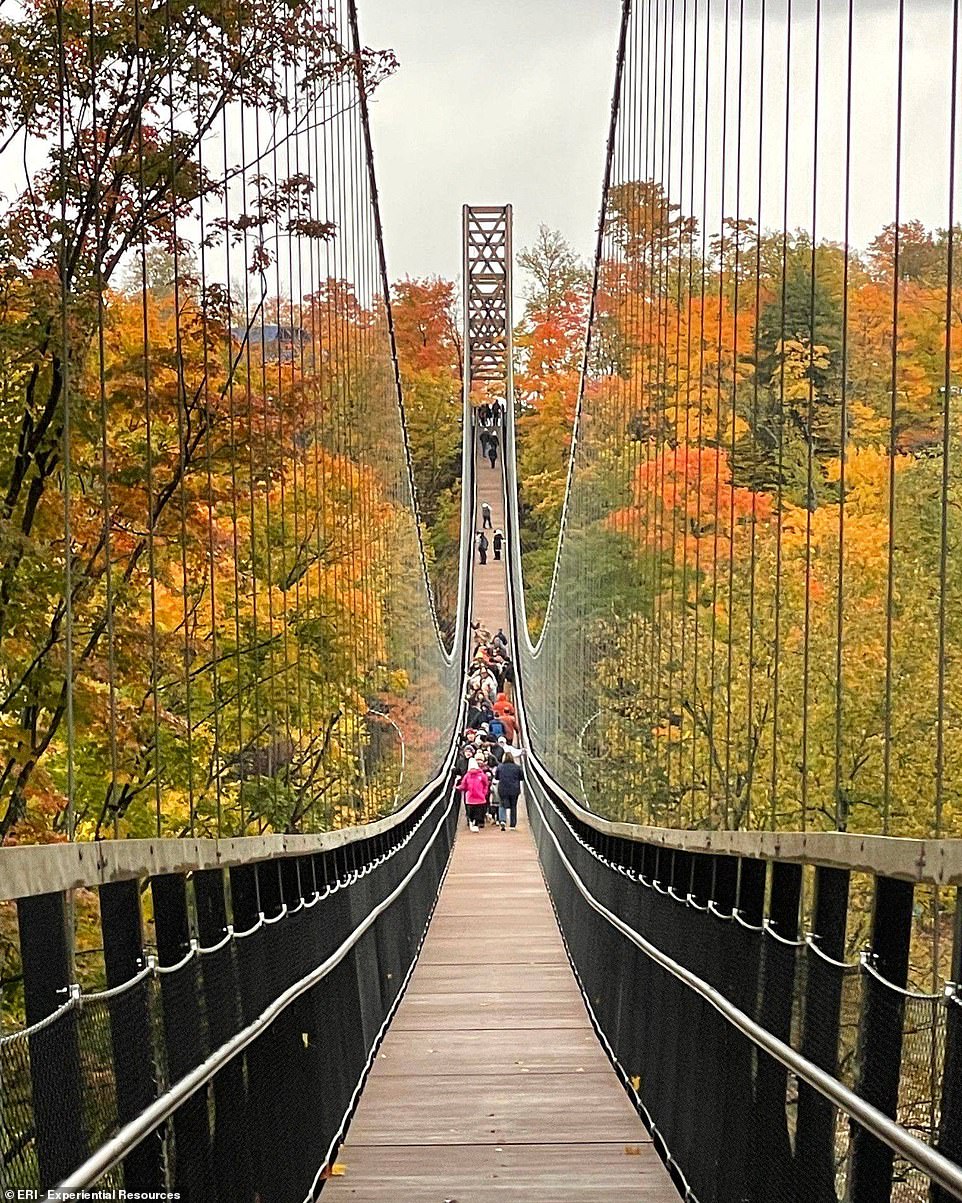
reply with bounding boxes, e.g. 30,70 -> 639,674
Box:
390,276 -> 463,637
514,229 -> 590,628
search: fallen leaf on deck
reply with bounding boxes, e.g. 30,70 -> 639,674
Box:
318,1164 -> 347,1180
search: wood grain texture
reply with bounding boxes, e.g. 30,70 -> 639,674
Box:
343,1071 -> 650,1144
390,990 -> 588,1031
370,1026 -> 617,1076
326,1144 -> 680,1202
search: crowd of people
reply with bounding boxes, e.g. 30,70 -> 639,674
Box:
454,625 -> 525,831
476,399 -> 505,427
476,398 -> 503,469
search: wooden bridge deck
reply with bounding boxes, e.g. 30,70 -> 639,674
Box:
323,430 -> 678,1201
470,429 -> 510,636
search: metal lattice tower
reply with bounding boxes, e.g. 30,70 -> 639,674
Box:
462,205 -> 513,395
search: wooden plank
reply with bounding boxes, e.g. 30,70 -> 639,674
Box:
424,914 -> 561,939
328,1144 -> 678,1202
417,935 -> 569,966
370,1027 -> 616,1077
0,778 -> 440,902
344,1073 -> 646,1145
407,962 -> 577,994
390,990 -> 588,1031
430,899 -> 557,919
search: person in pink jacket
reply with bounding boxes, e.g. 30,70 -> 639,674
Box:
456,758 -> 490,831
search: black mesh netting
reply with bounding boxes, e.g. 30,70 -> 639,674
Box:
0,788 -> 457,1200
527,785 -> 959,1203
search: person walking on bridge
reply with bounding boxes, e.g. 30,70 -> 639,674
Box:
481,500 -> 492,529
495,750 -> 524,830
486,431 -> 499,469
494,693 -> 517,743
477,531 -> 489,565
456,757 -> 490,831
493,529 -> 504,561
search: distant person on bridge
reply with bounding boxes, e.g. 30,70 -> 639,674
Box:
470,664 -> 498,705
470,619 -> 491,651
493,529 -> 504,560
481,500 -> 492,529
490,399 -> 502,427
478,401 -> 491,426
495,751 -> 524,830
479,428 -> 491,457
477,531 -> 489,564
486,431 -> 499,469
456,757 -> 490,831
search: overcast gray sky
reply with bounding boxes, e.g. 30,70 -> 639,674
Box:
356,0 -> 622,290
356,0 -> 960,294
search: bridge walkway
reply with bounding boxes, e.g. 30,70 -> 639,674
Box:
325,432 -> 677,1200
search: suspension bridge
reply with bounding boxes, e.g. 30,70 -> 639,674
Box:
2,0 -> 962,1199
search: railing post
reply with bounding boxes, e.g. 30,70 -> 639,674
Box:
796,865 -> 850,1201
16,890 -> 87,1187
275,854 -> 320,1199
247,859 -> 291,1203
717,857 -> 766,1201
99,878 -> 164,1187
713,855 -> 739,916
151,872 -> 214,1196
193,867 -> 254,1202
753,861 -> 803,1201
934,887 -> 962,1203
849,875 -> 914,1203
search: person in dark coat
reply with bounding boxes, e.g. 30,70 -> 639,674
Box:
454,740 -> 475,779
494,751 -> 524,830
487,431 -> 499,468
477,531 -> 489,564
466,691 -> 486,729
481,500 -> 493,529
492,529 -> 504,560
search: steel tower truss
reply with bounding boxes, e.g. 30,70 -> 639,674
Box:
462,205 -> 513,396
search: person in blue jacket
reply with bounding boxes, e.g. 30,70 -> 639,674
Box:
494,750 -> 524,831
